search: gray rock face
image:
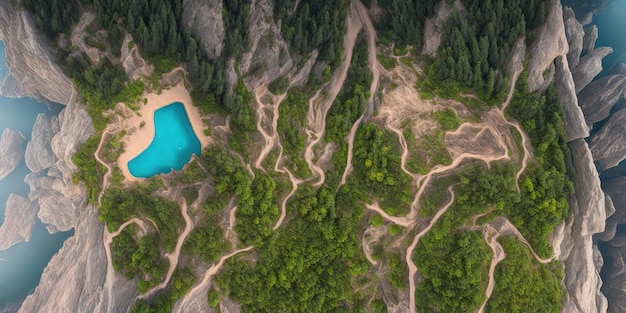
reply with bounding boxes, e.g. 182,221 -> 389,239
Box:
422,0 -> 461,57
0,194 -> 38,251
120,34 -> 154,81
589,109 -> 626,170
578,74 -> 626,126
555,139 -> 608,313
0,1 -> 72,103
17,205 -> 137,313
583,26 -> 599,55
25,114 -> 60,173
182,0 -> 224,59
527,0 -> 568,92
572,47 -> 613,93
0,128 -> 25,180
563,7 -> 584,68
240,0 -> 293,90
599,235 -> 626,313
554,55 -> 589,141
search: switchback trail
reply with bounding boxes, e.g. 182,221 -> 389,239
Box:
304,2 -> 363,187
139,198 -> 195,300
172,246 -> 254,313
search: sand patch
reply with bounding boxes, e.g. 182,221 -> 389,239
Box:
116,83 -> 211,182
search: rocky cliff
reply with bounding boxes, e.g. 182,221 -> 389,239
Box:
578,74 -> 626,126
24,114 -> 59,173
527,0 -> 568,93
0,194 -> 38,251
0,2 -> 136,312
181,0 -> 224,60
545,4 -> 610,313
0,0 -> 72,103
0,128 -> 25,180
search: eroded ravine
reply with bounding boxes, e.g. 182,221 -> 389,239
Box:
406,185 -> 455,313
339,0 -> 382,188
304,1 -> 363,187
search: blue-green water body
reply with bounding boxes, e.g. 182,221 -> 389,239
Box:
0,40 -> 72,309
128,102 -> 201,178
593,1 -> 626,69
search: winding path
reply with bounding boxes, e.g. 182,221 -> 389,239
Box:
102,218 -> 147,312
304,2 -> 363,187
406,185 -> 455,313
338,0 -> 382,188
139,198 -> 195,299
173,246 -> 254,313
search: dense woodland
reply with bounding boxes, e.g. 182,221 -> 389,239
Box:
18,0 -> 577,312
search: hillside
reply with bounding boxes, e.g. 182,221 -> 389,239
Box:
0,0 -> 618,312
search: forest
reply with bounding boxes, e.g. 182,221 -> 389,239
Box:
16,0 -> 578,312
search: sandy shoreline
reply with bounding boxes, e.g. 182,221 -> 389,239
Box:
117,83 -> 211,182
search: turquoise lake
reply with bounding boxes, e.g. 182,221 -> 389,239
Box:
128,102 -> 201,178
0,40 -> 72,309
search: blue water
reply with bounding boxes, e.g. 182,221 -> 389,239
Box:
128,102 -> 201,178
592,1 -> 626,69
0,41 -> 72,308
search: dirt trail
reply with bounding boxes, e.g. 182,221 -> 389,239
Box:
476,225 -> 505,313
495,69 -> 531,192
406,185 -> 455,313
253,86 -> 286,170
338,0 -> 381,188
94,125 -> 117,204
139,198 -> 195,299
304,3 -> 363,187
173,246 -> 254,313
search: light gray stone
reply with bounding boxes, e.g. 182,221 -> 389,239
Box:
240,0 -> 293,90
0,1 -> 72,103
0,128 -> 25,180
527,0 -> 568,92
0,194 -> 38,251
578,74 -> 626,126
564,7 -> 584,67
554,55 -> 589,141
590,109 -> 626,170
182,0 -> 224,59
583,26 -> 599,55
572,46 -> 613,93
24,114 -> 59,173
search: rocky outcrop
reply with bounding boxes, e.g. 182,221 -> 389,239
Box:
240,0 -> 293,90
0,194 -> 38,251
182,0 -> 224,59
0,128 -> 25,179
0,1 -> 72,103
589,109 -> 626,170
583,26 -> 599,56
553,55 -> 589,141
578,74 -> 626,126
120,34 -> 154,81
422,0 -> 462,57
564,7 -> 584,68
572,47 -> 613,93
17,205 -> 137,313
527,0 -> 568,93
24,114 -> 60,173
599,234 -> 626,313
554,139 -> 608,313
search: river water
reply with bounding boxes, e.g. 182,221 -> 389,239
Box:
591,0 -> 626,69
0,41 -> 72,310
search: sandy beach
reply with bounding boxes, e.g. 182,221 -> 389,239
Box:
116,83 -> 211,182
